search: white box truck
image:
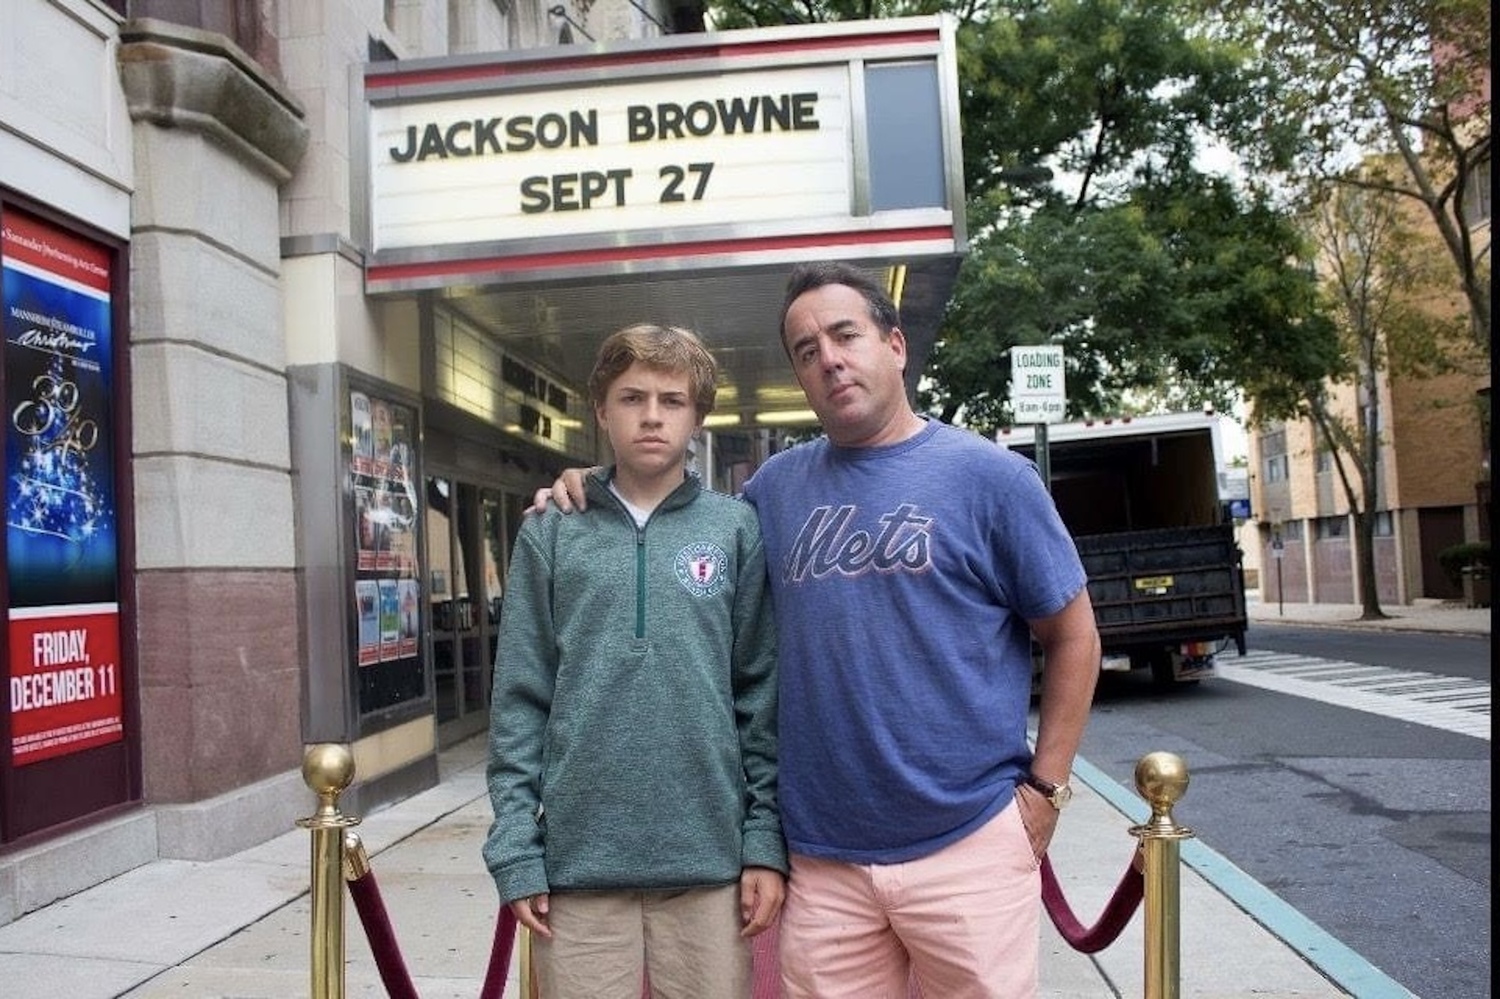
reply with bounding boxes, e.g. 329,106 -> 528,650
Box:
998,411 -> 1248,684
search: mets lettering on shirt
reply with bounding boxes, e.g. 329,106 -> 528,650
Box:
783,504 -> 933,583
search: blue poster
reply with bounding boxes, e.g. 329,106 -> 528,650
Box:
3,212 -> 118,608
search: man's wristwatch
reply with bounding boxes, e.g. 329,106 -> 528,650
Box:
1023,773 -> 1073,810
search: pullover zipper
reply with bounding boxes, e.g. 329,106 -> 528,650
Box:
635,524 -> 647,639
595,474 -> 693,640
603,489 -> 651,640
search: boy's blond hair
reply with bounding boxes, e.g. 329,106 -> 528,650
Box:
589,323 -> 719,417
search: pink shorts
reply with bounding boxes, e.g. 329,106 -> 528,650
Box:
779,801 -> 1041,999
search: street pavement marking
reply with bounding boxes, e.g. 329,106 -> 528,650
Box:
1218,651 -> 1491,741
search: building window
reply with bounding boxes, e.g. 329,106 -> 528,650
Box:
1478,387 -> 1491,486
1261,426 -> 1288,483
1315,516 -> 1348,539
1280,520 -> 1305,541
1373,511 -> 1394,537
1462,156 -> 1492,226
1315,449 -> 1333,473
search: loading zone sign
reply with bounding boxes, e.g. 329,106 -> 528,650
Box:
1011,345 -> 1065,423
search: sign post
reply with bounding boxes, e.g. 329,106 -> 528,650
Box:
1271,533 -> 1285,616
1010,345 -> 1066,491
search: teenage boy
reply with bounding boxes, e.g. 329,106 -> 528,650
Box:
483,323 -> 785,999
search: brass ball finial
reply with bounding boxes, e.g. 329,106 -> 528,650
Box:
302,743 -> 356,796
1135,750 -> 1189,811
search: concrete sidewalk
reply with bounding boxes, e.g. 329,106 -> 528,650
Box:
1247,591 -> 1491,635
0,734 -> 1375,999
6,592 -> 1478,998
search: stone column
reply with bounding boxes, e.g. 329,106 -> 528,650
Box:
118,18 -> 310,857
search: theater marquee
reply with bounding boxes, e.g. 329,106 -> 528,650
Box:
356,16 -> 966,292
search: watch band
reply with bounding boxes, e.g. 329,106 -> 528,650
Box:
1022,772 -> 1073,809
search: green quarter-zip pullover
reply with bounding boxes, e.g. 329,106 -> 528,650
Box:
483,470 -> 784,903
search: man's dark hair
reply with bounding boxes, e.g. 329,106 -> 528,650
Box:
780,262 -> 901,340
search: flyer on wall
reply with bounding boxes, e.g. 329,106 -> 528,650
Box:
348,385 -> 425,715
2,208 -> 125,765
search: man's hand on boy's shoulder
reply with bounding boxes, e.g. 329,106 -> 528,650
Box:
524,487 -> 554,516
526,466 -> 595,515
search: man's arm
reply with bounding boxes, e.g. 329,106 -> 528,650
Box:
526,466 -> 597,514
1018,588 -> 1101,852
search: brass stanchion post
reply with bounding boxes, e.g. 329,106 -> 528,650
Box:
1130,751 -> 1194,999
297,744 -> 361,999
519,925 -> 539,999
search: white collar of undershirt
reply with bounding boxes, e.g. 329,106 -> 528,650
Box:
608,481 -> 653,527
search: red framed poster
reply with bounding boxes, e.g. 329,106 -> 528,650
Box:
3,208 -> 125,765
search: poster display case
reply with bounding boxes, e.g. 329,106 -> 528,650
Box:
292,365 -> 429,740
348,388 -> 423,715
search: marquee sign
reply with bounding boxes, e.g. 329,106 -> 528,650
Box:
374,67 -> 852,246
357,17 -> 966,292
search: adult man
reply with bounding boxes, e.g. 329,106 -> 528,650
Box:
541,261 -> 1101,998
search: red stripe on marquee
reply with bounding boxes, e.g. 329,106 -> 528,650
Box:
366,226 -> 955,285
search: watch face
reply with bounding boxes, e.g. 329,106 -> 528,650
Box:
1052,784 -> 1073,808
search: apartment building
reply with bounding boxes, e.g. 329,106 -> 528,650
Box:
1250,369 -> 1489,605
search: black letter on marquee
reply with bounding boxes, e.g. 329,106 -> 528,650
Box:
791,93 -> 820,130
417,124 -> 447,160
473,118 -> 503,155
519,176 -> 550,213
627,105 -> 653,142
389,125 -> 417,162
445,120 -> 473,156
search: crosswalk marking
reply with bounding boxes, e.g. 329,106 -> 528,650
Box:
1218,651 -> 1491,741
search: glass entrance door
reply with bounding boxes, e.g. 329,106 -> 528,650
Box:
428,476 -> 480,741
427,477 -> 527,745
482,489 -> 521,681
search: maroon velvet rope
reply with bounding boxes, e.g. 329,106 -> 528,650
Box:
482,907 -> 518,999
348,870 -> 516,999
346,869 -> 421,999
348,855 -> 1140,999
1039,852 -> 1145,953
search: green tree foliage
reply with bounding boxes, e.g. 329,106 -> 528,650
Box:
934,173 -> 1339,428
705,0 -> 1343,434
944,0 -> 1341,431
1202,0 -> 1492,349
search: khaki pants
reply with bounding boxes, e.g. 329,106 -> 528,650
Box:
533,883 -> 751,999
